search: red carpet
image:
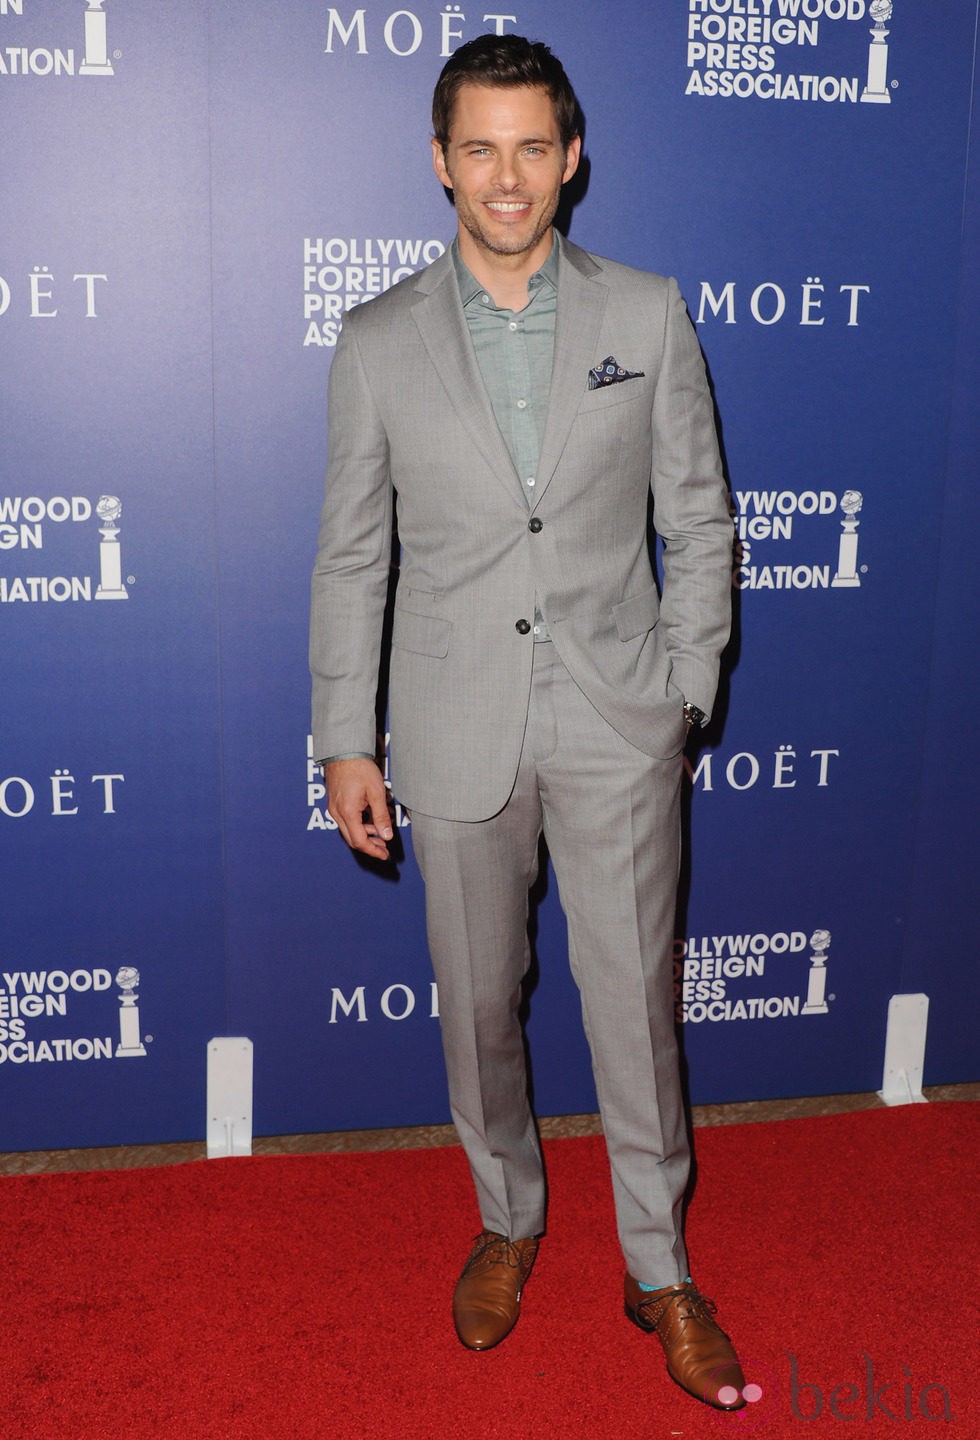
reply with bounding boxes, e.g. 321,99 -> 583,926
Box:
2,1103 -> 978,1438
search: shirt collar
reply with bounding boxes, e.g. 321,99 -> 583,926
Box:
453,232 -> 560,309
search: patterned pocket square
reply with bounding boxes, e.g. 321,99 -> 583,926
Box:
588,356 -> 645,390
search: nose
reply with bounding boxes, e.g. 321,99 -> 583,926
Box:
491,151 -> 522,191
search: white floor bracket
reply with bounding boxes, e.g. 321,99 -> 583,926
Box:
206,1037 -> 254,1156
878,993 -> 929,1106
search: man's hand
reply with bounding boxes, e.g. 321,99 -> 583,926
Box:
325,758 -> 394,860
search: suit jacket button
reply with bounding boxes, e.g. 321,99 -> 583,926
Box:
528,517 -> 543,533
515,618 -> 531,635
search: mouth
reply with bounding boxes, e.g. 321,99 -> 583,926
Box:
484,201 -> 532,214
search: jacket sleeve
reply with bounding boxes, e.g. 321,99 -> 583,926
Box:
650,278 -> 733,720
309,315 -> 393,761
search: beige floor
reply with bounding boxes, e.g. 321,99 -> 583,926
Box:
2,1083 -> 976,1175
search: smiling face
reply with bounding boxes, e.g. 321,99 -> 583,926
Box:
431,82 -> 581,276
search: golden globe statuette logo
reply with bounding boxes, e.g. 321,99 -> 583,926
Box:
832,490 -> 863,588
94,494 -> 128,600
861,0 -> 894,104
802,930 -> 832,1016
79,0 -> 114,77
115,966 -> 147,1057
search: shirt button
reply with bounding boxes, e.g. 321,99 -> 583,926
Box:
481,294 -> 491,306
526,477 -> 536,488
528,517 -> 543,533
516,399 -> 527,409
515,618 -> 531,635
508,321 -> 518,331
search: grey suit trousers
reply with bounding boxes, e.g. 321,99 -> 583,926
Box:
409,641 -> 690,1286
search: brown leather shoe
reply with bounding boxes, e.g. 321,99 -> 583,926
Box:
453,1230 -> 539,1350
624,1275 -> 746,1410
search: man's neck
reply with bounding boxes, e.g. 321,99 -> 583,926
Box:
458,227 -> 555,312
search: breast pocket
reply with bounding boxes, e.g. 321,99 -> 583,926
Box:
578,378 -> 649,413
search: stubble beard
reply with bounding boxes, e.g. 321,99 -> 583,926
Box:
456,192 -> 560,260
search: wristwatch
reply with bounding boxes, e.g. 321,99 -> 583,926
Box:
683,702 -> 707,730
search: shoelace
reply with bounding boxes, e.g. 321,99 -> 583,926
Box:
639,1286 -> 720,1332
464,1232 -> 534,1279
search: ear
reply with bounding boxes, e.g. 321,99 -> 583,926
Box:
562,135 -> 582,185
431,137 -> 452,191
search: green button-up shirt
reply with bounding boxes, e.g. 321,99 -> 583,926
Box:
454,237 -> 558,641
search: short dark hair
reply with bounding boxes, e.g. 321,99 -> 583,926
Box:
432,34 -> 580,154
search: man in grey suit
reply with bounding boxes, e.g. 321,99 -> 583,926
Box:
310,34 -> 745,1412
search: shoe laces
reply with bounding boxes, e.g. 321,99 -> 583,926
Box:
640,1284 -> 719,1332
464,1231 -> 535,1281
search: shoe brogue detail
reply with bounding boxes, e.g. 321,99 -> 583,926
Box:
453,1230 -> 539,1351
624,1276 -> 746,1411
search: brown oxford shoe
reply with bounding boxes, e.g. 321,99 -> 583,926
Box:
453,1230 -> 539,1351
624,1275 -> 746,1411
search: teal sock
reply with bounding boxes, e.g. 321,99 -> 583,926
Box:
637,1275 -> 691,1291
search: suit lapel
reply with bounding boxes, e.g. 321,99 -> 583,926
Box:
411,256 -> 524,508
410,239 -> 608,509
532,239 -> 608,507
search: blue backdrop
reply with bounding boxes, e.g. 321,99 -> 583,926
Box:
2,0 -> 977,1150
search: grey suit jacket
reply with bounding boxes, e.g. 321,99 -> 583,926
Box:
310,234 -> 732,822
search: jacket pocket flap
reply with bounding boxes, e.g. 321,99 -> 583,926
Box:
613,585 -> 660,642
392,606 -> 451,657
